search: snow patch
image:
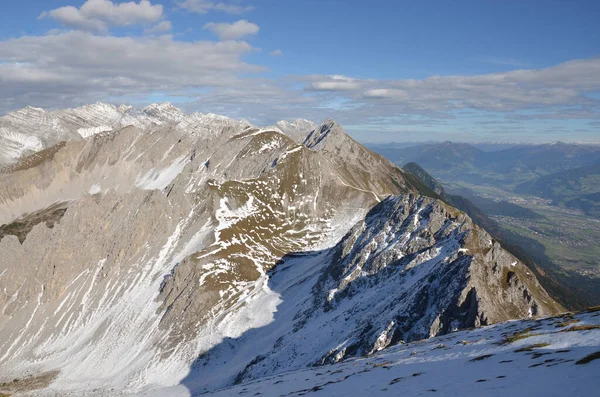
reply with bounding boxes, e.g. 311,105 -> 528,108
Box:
77,125 -> 112,138
136,156 -> 188,190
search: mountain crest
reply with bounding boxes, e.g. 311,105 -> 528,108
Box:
303,118 -> 346,151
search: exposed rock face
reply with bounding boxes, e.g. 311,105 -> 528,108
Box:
229,195 -> 560,387
0,104 -> 561,396
321,195 -> 560,337
273,119 -> 317,143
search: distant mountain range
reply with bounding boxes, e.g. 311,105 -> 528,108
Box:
402,162 -> 600,310
369,141 -> 600,185
516,162 -> 600,217
369,141 -> 600,221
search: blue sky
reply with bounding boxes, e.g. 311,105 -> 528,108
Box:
0,0 -> 599,143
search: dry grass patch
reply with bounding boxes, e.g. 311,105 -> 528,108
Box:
561,324 -> 600,332
575,351 -> 600,365
501,328 -> 540,344
555,318 -> 580,328
470,354 -> 494,362
0,202 -> 68,243
514,343 -> 550,353
0,371 -> 58,395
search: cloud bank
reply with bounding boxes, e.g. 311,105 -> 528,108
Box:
39,0 -> 165,32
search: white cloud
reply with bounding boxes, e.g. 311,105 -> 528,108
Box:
203,19 -> 259,40
145,20 -> 172,34
480,57 -> 530,67
304,57 -> 600,112
39,0 -> 164,32
179,0 -> 254,14
269,49 -> 283,57
0,31 -> 263,112
308,75 -> 363,91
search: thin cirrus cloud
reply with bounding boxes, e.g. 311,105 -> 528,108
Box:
203,19 -> 259,40
303,57 -> 600,113
39,0 -> 166,32
178,0 -> 254,14
144,20 -> 172,34
269,49 -> 283,57
479,57 -> 531,68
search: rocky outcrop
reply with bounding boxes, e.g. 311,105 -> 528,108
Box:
231,195 -> 561,386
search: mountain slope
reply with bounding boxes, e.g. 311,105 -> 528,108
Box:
516,162 -> 600,216
172,308 -> 600,397
160,195 -> 560,394
230,195 -> 559,386
0,105 -> 563,396
0,108 -> 426,395
402,162 -> 600,311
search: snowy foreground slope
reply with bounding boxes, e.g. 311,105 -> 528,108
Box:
0,103 -> 578,396
148,308 -> 600,397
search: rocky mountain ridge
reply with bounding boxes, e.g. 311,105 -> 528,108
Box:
0,104 -> 562,396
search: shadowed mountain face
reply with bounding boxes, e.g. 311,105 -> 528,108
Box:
0,104 -> 560,396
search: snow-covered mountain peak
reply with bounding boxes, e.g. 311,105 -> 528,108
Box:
4,105 -> 50,121
143,101 -> 176,111
117,104 -> 133,113
0,103 -> 253,165
142,102 -> 185,123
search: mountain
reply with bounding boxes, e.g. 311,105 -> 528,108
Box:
370,141 -> 483,175
402,162 -> 445,195
487,143 -> 600,176
273,119 -> 317,143
402,162 -> 600,311
0,102 -> 246,166
369,141 -> 600,186
177,194 -> 560,393
0,104 -> 564,396
152,308 -> 600,397
403,162 -> 542,222
516,162 -> 600,217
